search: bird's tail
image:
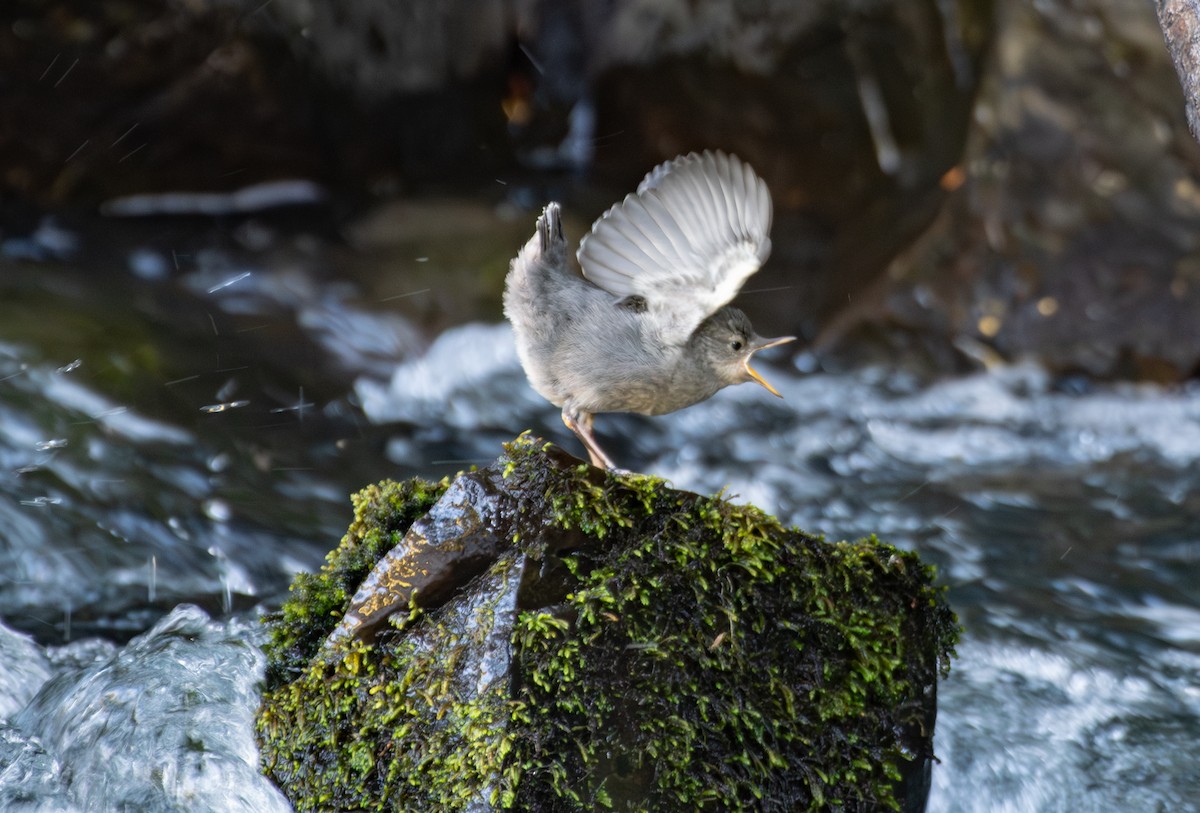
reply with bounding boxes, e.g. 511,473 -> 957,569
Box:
504,203 -> 569,316
536,202 -> 566,261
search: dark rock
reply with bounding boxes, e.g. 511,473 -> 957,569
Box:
0,0 -> 511,206
1157,0 -> 1200,139
0,0 -> 326,204
845,0 -> 1200,380
257,435 -> 959,812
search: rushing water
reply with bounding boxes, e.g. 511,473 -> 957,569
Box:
1,223 -> 1198,811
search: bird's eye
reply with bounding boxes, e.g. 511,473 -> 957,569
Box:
730,340 -> 743,351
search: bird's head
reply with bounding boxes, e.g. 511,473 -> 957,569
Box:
690,307 -> 796,396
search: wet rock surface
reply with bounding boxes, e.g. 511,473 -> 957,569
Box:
257,436 -> 958,812
324,460 -> 581,646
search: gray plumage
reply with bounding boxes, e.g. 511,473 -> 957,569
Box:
504,150 -> 795,469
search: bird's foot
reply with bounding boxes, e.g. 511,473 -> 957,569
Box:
562,405 -> 618,470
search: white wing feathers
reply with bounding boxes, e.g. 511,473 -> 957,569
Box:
577,150 -> 772,344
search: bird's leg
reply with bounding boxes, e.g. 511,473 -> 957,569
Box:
561,404 -> 616,469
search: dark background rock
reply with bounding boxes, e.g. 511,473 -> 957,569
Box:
1157,0 -> 1200,139
5,0 -> 1200,380
868,0 -> 1200,381
1,0 -> 323,203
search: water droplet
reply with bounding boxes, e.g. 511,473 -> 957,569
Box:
204,499 -> 232,522
20,496 -> 62,507
200,400 -> 249,413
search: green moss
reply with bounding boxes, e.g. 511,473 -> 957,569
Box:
261,476 -> 449,688
505,437 -> 957,812
258,435 -> 959,812
259,556 -> 523,811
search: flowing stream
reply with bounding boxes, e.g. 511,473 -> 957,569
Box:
1,220 -> 1197,811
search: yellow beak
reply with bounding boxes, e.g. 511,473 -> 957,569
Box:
744,335 -> 797,398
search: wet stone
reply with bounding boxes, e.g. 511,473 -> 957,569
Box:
257,435 -> 959,812
325,470 -> 508,646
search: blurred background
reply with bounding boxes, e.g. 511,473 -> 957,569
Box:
2,1 -> 1200,811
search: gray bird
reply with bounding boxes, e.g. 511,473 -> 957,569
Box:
504,150 -> 795,469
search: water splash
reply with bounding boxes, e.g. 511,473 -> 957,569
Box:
6,607 -> 290,812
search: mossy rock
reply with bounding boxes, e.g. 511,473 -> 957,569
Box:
257,435 -> 958,812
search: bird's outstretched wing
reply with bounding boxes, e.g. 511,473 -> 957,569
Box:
576,150 -> 773,346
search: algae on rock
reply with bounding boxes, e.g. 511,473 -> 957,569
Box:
257,435 -> 959,812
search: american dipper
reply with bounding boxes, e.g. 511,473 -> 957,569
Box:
504,150 -> 795,469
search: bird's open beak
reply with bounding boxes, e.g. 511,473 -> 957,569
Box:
745,335 -> 797,398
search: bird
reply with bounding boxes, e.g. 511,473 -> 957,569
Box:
503,150 -> 795,469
